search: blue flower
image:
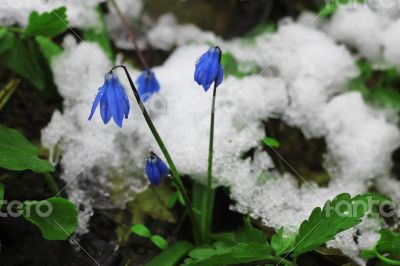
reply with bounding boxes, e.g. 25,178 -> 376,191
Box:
194,46 -> 224,91
88,72 -> 130,127
145,152 -> 170,186
136,70 -> 160,102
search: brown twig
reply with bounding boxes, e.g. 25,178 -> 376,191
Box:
108,0 -> 150,70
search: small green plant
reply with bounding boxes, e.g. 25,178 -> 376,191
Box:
349,60 -> 400,111
0,124 -> 78,240
131,223 -> 169,250
362,229 -> 400,265
148,193 -> 389,265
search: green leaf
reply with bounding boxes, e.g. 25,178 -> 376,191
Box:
375,229 -> 400,256
131,224 -> 151,238
318,0 -> 365,17
292,193 -> 374,258
370,87 -> 400,111
167,192 -> 178,208
0,31 -> 58,94
35,36 -> 63,61
147,241 -> 194,266
25,7 -> 68,37
83,5 -> 114,62
360,249 -> 376,260
0,125 -> 54,173
235,217 -> 268,244
0,27 -> 13,55
182,242 -> 273,265
362,229 -> 400,264
271,227 -> 295,256
220,52 -> 259,79
151,235 -> 169,250
22,197 -> 78,240
212,217 -> 267,246
262,136 -> 280,148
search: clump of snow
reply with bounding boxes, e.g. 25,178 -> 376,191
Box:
326,4 -> 387,61
227,23 -> 358,138
325,1 -> 400,69
0,0 -> 104,28
322,92 -> 400,181
381,19 -> 400,67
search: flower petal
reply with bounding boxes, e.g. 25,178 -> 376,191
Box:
146,160 -> 162,186
88,86 -> 106,121
100,94 -> 112,124
107,76 -> 124,127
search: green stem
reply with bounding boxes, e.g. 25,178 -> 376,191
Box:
114,65 -> 201,244
204,82 -> 217,242
374,248 -> 400,265
42,172 -> 60,196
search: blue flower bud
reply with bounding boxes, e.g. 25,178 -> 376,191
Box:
136,70 -> 160,102
88,72 -> 130,127
194,46 -> 224,91
145,152 -> 170,186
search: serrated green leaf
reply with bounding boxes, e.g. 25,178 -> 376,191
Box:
292,193 -> 374,258
25,7 -> 68,37
35,36 -> 63,61
271,227 -> 295,256
182,242 -> 273,265
131,223 -> 151,238
151,235 -> 168,250
0,125 -> 54,173
22,197 -> 78,240
147,241 -> 193,266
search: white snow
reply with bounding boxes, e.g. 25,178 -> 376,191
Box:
326,4 -> 387,61
0,0 -> 104,28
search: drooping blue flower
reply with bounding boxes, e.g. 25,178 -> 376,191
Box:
145,152 -> 170,186
88,72 -> 130,127
136,70 -> 160,102
194,46 -> 224,91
